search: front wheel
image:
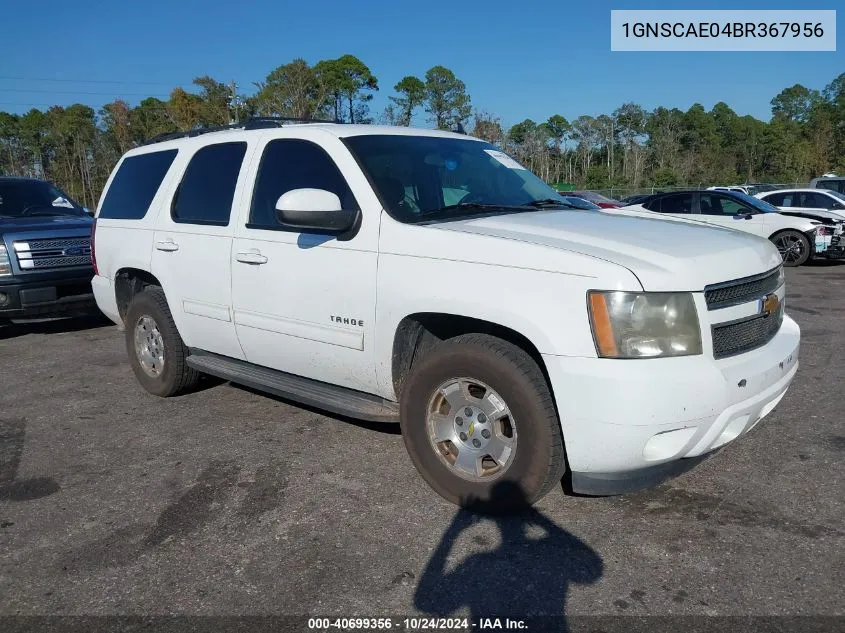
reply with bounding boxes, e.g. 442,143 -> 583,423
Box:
771,230 -> 811,267
399,334 -> 566,512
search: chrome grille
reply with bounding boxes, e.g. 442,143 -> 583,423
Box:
704,267 -> 782,310
712,309 -> 783,359
13,237 -> 91,271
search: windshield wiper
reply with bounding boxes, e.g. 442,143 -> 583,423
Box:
416,202 -> 538,221
525,198 -> 579,209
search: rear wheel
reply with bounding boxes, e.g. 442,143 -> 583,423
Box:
124,287 -> 199,396
771,230 -> 811,267
399,334 -> 565,512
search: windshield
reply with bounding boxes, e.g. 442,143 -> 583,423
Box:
343,135 -> 568,222
0,180 -> 85,218
828,190 -> 845,203
730,191 -> 780,213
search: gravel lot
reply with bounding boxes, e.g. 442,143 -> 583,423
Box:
1,263 -> 843,629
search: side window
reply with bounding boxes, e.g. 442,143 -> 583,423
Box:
820,180 -> 844,194
803,192 -> 834,210
99,150 -> 177,219
654,193 -> 693,214
171,142 -> 247,226
249,139 -> 358,229
700,194 -> 746,215
763,192 -> 786,207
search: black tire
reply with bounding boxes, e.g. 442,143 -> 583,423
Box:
399,334 -> 566,512
771,230 -> 811,267
124,287 -> 200,397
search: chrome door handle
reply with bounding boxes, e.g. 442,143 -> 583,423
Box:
235,251 -> 268,265
155,240 -> 179,252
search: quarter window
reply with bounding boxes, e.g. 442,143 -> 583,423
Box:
651,193 -> 694,214
172,142 -> 247,225
99,150 -> 177,220
249,139 -> 357,229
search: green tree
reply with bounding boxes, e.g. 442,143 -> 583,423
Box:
770,84 -> 820,123
423,66 -> 471,130
254,59 -> 329,119
192,76 -> 232,125
315,55 -> 378,123
388,76 -> 426,126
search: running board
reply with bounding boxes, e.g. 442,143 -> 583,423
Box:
186,350 -> 400,423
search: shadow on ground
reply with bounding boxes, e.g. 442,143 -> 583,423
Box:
414,481 -> 603,631
0,313 -> 111,340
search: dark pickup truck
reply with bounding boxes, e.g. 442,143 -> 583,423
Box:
0,177 -> 96,320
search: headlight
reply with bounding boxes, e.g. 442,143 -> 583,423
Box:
0,245 -> 10,276
588,291 -> 702,358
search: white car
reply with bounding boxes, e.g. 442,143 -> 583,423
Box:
755,188 -> 845,221
91,122 -> 800,511
620,189 -> 843,266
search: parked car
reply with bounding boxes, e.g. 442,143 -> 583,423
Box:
755,189 -> 845,221
563,190 -> 622,208
809,175 -> 845,195
708,184 -> 781,196
92,121 -> 799,511
0,177 -> 96,321
619,193 -> 655,206
620,189 -> 843,266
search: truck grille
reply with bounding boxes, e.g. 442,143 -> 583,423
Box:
13,237 -> 92,271
712,309 -> 783,359
704,267 -> 782,310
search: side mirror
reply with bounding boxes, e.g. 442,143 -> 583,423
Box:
733,212 -> 754,220
274,189 -> 356,233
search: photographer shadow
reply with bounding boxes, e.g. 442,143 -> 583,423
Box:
414,481 -> 603,631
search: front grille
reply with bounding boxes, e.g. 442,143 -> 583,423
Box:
712,310 -> 783,359
704,267 -> 782,310
13,237 -> 91,272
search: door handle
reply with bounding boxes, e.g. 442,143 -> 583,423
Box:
155,240 -> 179,252
235,251 -> 268,265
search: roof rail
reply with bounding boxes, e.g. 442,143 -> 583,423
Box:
142,116 -> 342,146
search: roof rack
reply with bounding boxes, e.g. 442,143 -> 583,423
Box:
142,116 -> 342,146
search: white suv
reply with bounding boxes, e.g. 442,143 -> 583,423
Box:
91,120 -> 800,510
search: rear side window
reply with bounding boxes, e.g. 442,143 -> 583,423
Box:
763,192 -> 786,206
249,139 -> 357,229
172,142 -> 247,226
648,193 -> 693,214
99,150 -> 177,220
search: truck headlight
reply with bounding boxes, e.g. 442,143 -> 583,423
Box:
588,291 -> 702,358
0,245 -> 10,276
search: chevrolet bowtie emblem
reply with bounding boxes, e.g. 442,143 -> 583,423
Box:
467,421 -> 475,437
760,293 -> 779,316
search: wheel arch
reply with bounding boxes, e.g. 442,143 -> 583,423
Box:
114,267 -> 163,322
390,312 -> 552,401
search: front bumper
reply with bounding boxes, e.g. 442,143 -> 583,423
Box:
544,315 -> 800,495
0,274 -> 96,318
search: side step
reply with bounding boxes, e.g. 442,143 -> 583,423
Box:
186,350 -> 400,423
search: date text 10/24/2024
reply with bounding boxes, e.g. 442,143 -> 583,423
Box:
307,617 -> 528,630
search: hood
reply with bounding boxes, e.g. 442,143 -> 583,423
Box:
779,209 -> 845,223
0,214 -> 93,234
431,210 -> 782,291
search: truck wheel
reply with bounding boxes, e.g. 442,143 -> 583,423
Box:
124,287 -> 199,397
400,333 -> 565,511
771,230 -> 811,267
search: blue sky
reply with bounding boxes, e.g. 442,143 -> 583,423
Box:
0,0 -> 841,128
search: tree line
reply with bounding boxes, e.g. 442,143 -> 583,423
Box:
0,54 -> 843,207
